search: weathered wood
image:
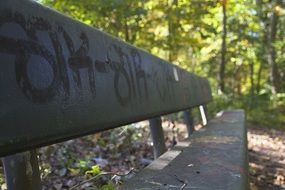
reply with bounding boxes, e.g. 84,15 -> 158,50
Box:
0,0 -> 212,157
121,110 -> 249,190
149,117 -> 167,159
183,110 -> 194,137
2,150 -> 41,190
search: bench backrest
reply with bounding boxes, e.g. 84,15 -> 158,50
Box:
0,0 -> 212,157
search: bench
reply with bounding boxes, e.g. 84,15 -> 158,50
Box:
0,0 -> 249,189
121,110 -> 249,190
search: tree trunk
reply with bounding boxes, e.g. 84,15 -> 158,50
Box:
255,0 -> 269,94
167,0 -> 178,62
219,0 -> 227,93
256,63 -> 263,94
249,63 -> 255,106
268,0 -> 282,93
124,18 -> 130,42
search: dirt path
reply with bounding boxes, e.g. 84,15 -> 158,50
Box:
248,126 -> 285,190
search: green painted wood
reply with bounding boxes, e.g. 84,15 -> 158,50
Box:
149,117 -> 167,159
183,109 -> 194,137
0,0 -> 212,157
2,150 -> 41,190
121,110 -> 249,190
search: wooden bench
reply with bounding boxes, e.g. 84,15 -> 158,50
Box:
0,0 -> 249,189
121,110 -> 249,190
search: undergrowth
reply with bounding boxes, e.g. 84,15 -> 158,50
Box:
208,92 -> 285,131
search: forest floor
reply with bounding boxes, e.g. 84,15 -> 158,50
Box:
0,121 -> 284,190
247,124 -> 285,190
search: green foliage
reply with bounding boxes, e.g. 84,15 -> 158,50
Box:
68,160 -> 102,176
85,165 -> 101,176
208,92 -> 285,130
101,181 -> 116,190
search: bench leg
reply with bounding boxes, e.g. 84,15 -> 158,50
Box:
149,117 -> 167,159
2,150 -> 41,190
199,105 -> 208,126
183,109 -> 194,137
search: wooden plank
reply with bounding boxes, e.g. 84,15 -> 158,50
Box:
0,0 -> 212,157
183,109 -> 194,137
2,150 -> 41,190
149,117 -> 167,158
121,110 -> 249,190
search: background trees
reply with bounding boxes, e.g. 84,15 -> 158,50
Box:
41,0 -> 285,129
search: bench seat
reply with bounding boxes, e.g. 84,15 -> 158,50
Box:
121,110 -> 249,190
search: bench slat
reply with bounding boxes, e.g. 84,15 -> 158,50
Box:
121,110 -> 249,190
0,0 -> 212,156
